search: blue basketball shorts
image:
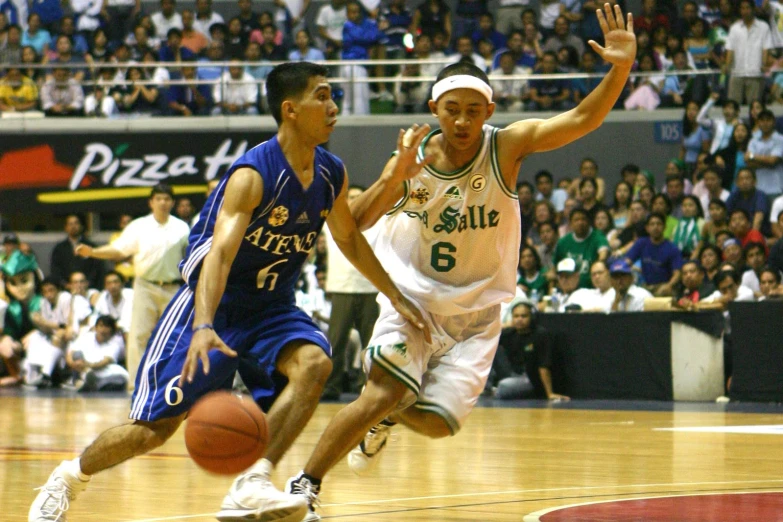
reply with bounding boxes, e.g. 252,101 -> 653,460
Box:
129,286 -> 331,422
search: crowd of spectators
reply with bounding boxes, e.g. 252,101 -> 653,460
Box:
4,0 -> 783,115
515,150 -> 783,312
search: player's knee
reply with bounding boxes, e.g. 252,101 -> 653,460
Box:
285,345 -> 332,387
135,417 -> 181,449
421,419 -> 453,439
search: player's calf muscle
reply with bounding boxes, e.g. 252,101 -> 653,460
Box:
80,417 -> 183,474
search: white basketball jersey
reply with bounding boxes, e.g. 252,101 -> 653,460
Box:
373,124 -> 521,316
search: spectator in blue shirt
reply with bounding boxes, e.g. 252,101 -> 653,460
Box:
527,51 -> 572,111
492,30 -> 530,69
379,0 -> 412,58
341,1 -> 386,113
573,50 -> 605,104
53,17 -> 89,56
726,167 -> 770,233
625,212 -> 684,297
288,29 -> 325,61
471,13 -> 505,51
159,27 -> 195,61
166,61 -> 212,116
21,13 -> 50,56
31,0 -> 62,32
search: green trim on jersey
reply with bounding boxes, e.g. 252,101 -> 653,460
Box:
368,346 -> 421,396
414,400 -> 459,435
386,180 -> 411,216
419,128 -> 481,180
490,128 -> 518,200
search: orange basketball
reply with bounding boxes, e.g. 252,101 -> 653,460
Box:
184,391 -> 269,475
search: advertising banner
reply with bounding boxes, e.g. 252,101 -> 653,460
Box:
0,132 -> 274,213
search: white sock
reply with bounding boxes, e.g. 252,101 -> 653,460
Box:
71,458 -> 91,482
246,458 -> 274,477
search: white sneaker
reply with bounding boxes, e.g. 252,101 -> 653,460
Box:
347,421 -> 393,476
28,460 -> 90,522
286,472 -> 321,522
216,471 -> 308,522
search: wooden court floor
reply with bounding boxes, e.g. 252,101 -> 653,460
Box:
3,394 -> 783,521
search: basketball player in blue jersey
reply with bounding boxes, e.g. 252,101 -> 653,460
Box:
29,62 -> 432,522
248,5 -> 637,521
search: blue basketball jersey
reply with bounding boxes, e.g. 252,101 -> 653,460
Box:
180,136 -> 345,309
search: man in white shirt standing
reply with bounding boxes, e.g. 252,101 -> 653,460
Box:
75,184 -> 190,390
321,184 -> 380,400
151,0 -> 184,40
609,259 -> 652,312
316,0 -> 347,58
725,0 -> 773,105
747,109 -> 783,198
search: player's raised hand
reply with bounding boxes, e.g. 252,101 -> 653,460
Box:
588,3 -> 636,68
390,293 -> 432,344
180,328 -> 237,385
393,124 -> 433,182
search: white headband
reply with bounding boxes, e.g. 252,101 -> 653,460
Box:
432,74 -> 493,103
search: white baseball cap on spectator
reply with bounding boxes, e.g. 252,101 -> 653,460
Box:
557,258 -> 577,274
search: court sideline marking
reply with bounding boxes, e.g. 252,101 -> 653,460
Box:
521,489 -> 783,522
126,478 -> 783,522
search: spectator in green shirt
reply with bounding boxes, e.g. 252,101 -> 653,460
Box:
552,208 -> 610,288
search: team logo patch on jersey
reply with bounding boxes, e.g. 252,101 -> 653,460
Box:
268,206 -> 289,227
296,211 -> 310,224
443,186 -> 463,200
410,187 -> 431,204
469,174 -> 487,192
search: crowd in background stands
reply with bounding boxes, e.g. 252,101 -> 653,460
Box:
4,0 -> 783,114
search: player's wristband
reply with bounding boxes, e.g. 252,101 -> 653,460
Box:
192,323 -> 214,333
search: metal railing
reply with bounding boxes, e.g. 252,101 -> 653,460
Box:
8,57 -> 731,112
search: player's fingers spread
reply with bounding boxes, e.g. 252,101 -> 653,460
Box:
200,351 -> 210,375
603,3 -> 616,30
595,8 -> 608,33
627,13 -> 633,32
587,40 -> 604,54
397,129 -> 405,149
614,4 -> 624,30
218,340 -> 238,357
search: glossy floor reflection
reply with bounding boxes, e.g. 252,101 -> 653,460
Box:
3,393 -> 783,521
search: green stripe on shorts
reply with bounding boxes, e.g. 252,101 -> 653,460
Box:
415,400 -> 460,435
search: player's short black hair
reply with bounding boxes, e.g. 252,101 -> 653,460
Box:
266,62 -> 329,125
434,61 -> 489,87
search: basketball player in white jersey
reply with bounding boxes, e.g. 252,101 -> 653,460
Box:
256,5 -> 636,519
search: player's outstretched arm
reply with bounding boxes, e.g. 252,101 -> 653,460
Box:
497,4 -> 635,169
350,124 -> 432,231
180,168 -> 262,383
328,174 -> 432,342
